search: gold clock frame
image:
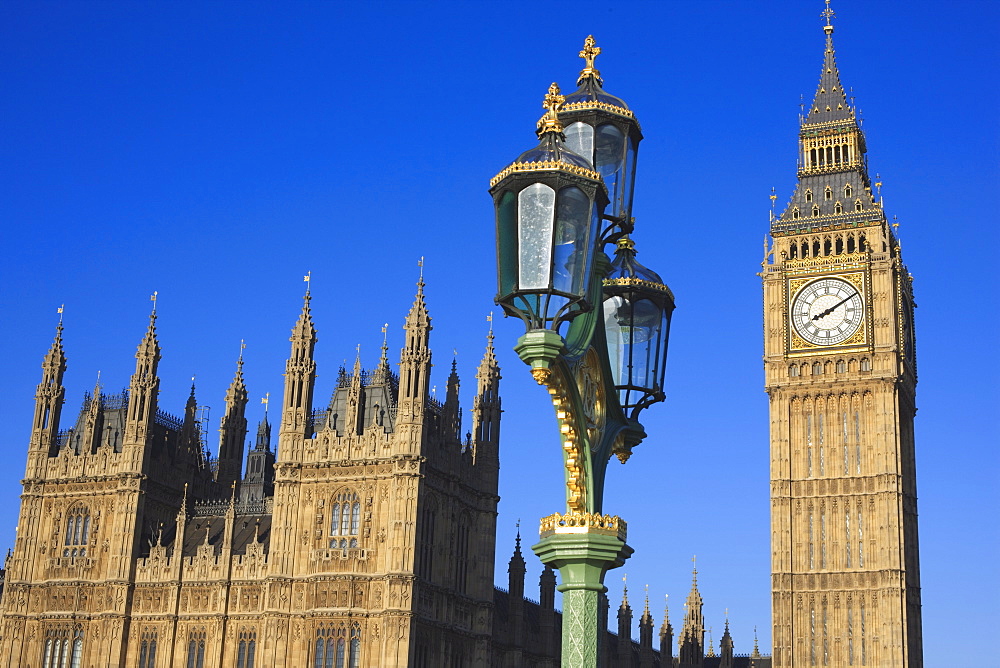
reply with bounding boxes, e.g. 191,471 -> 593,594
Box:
786,271 -> 869,356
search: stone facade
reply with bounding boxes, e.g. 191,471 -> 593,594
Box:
0,278 -> 505,668
762,15 -> 922,668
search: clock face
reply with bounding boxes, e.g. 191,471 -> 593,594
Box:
790,278 -> 864,346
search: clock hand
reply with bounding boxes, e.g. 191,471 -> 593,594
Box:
812,292 -> 858,321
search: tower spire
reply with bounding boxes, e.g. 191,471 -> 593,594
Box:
217,344 -> 249,489
281,276 -> 318,442
28,307 -> 68,459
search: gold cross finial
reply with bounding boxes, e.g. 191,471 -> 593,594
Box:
578,35 -> 603,85
537,82 -> 566,136
150,290 -> 158,313
580,35 -> 601,70
821,0 -> 835,32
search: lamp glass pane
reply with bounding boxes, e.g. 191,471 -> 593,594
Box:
553,186 -> 592,296
595,124 -> 626,218
497,191 -> 517,297
517,183 -> 556,290
564,122 -> 595,168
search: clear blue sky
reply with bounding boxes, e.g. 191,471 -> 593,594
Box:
2,1 -> 997,663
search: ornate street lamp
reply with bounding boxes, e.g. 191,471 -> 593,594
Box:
489,37 -> 674,668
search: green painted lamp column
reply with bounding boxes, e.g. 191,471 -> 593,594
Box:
489,37 -> 673,668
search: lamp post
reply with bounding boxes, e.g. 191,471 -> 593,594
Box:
489,37 -> 674,668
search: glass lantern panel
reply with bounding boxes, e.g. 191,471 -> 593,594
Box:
604,296 -> 664,398
517,183 -> 556,290
496,191 -> 517,297
622,136 -> 637,221
564,122 -> 595,168
603,295 -> 627,387
595,124 -> 626,218
552,186 -> 593,297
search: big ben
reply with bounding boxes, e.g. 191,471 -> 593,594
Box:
762,4 -> 922,667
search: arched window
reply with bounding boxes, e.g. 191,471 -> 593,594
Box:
63,507 -> 90,557
237,629 -> 257,668
812,205 -> 820,217
855,199 -> 863,212
186,630 -> 206,668
42,626 -> 83,668
349,625 -> 362,668
836,360 -> 846,373
834,201 -> 843,214
842,144 -> 851,163
859,358 -> 871,372
139,630 -> 157,668
844,184 -> 853,198
789,365 -> 800,377
824,187 -> 833,201
330,492 -> 361,548
805,189 -> 813,203
792,207 -> 800,219
812,363 -> 823,375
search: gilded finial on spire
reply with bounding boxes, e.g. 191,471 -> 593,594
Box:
577,35 -> 603,85
536,82 -> 566,137
57,304 -> 65,327
261,392 -> 270,418
238,339 -> 246,367
303,271 -> 312,298
821,0 -> 836,33
150,290 -> 158,314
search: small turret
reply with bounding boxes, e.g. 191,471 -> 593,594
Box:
123,296 -> 161,460
217,347 -> 249,489
508,528 -> 527,648
617,576 -> 633,664
442,355 -> 461,444
659,594 -> 674,664
241,412 -> 274,503
719,614 -> 734,668
639,586 -> 655,668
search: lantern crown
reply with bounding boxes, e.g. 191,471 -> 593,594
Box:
604,237 -> 673,300
561,36 -> 634,121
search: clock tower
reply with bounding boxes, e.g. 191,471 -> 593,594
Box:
762,5 -> 922,667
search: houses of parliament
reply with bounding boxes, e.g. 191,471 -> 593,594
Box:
0,4 -> 920,668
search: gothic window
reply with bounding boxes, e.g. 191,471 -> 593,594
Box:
418,500 -> 437,580
138,630 -> 157,668
792,207 -> 800,219
834,145 -> 841,164
812,205 -> 820,217
859,358 -> 871,372
810,149 -> 818,167
42,627 -> 83,668
63,506 -> 90,558
844,184 -> 853,198
455,516 -> 470,594
805,189 -> 813,203
836,360 -> 846,373
186,630 -> 206,668
789,365 -> 800,377
842,144 -> 851,163
349,625 -> 361,668
237,630 -> 256,668
812,362 -> 822,375
855,199 -> 863,212
824,186 -> 833,200
834,201 -> 843,214
330,492 -> 361,549
314,626 -> 359,668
